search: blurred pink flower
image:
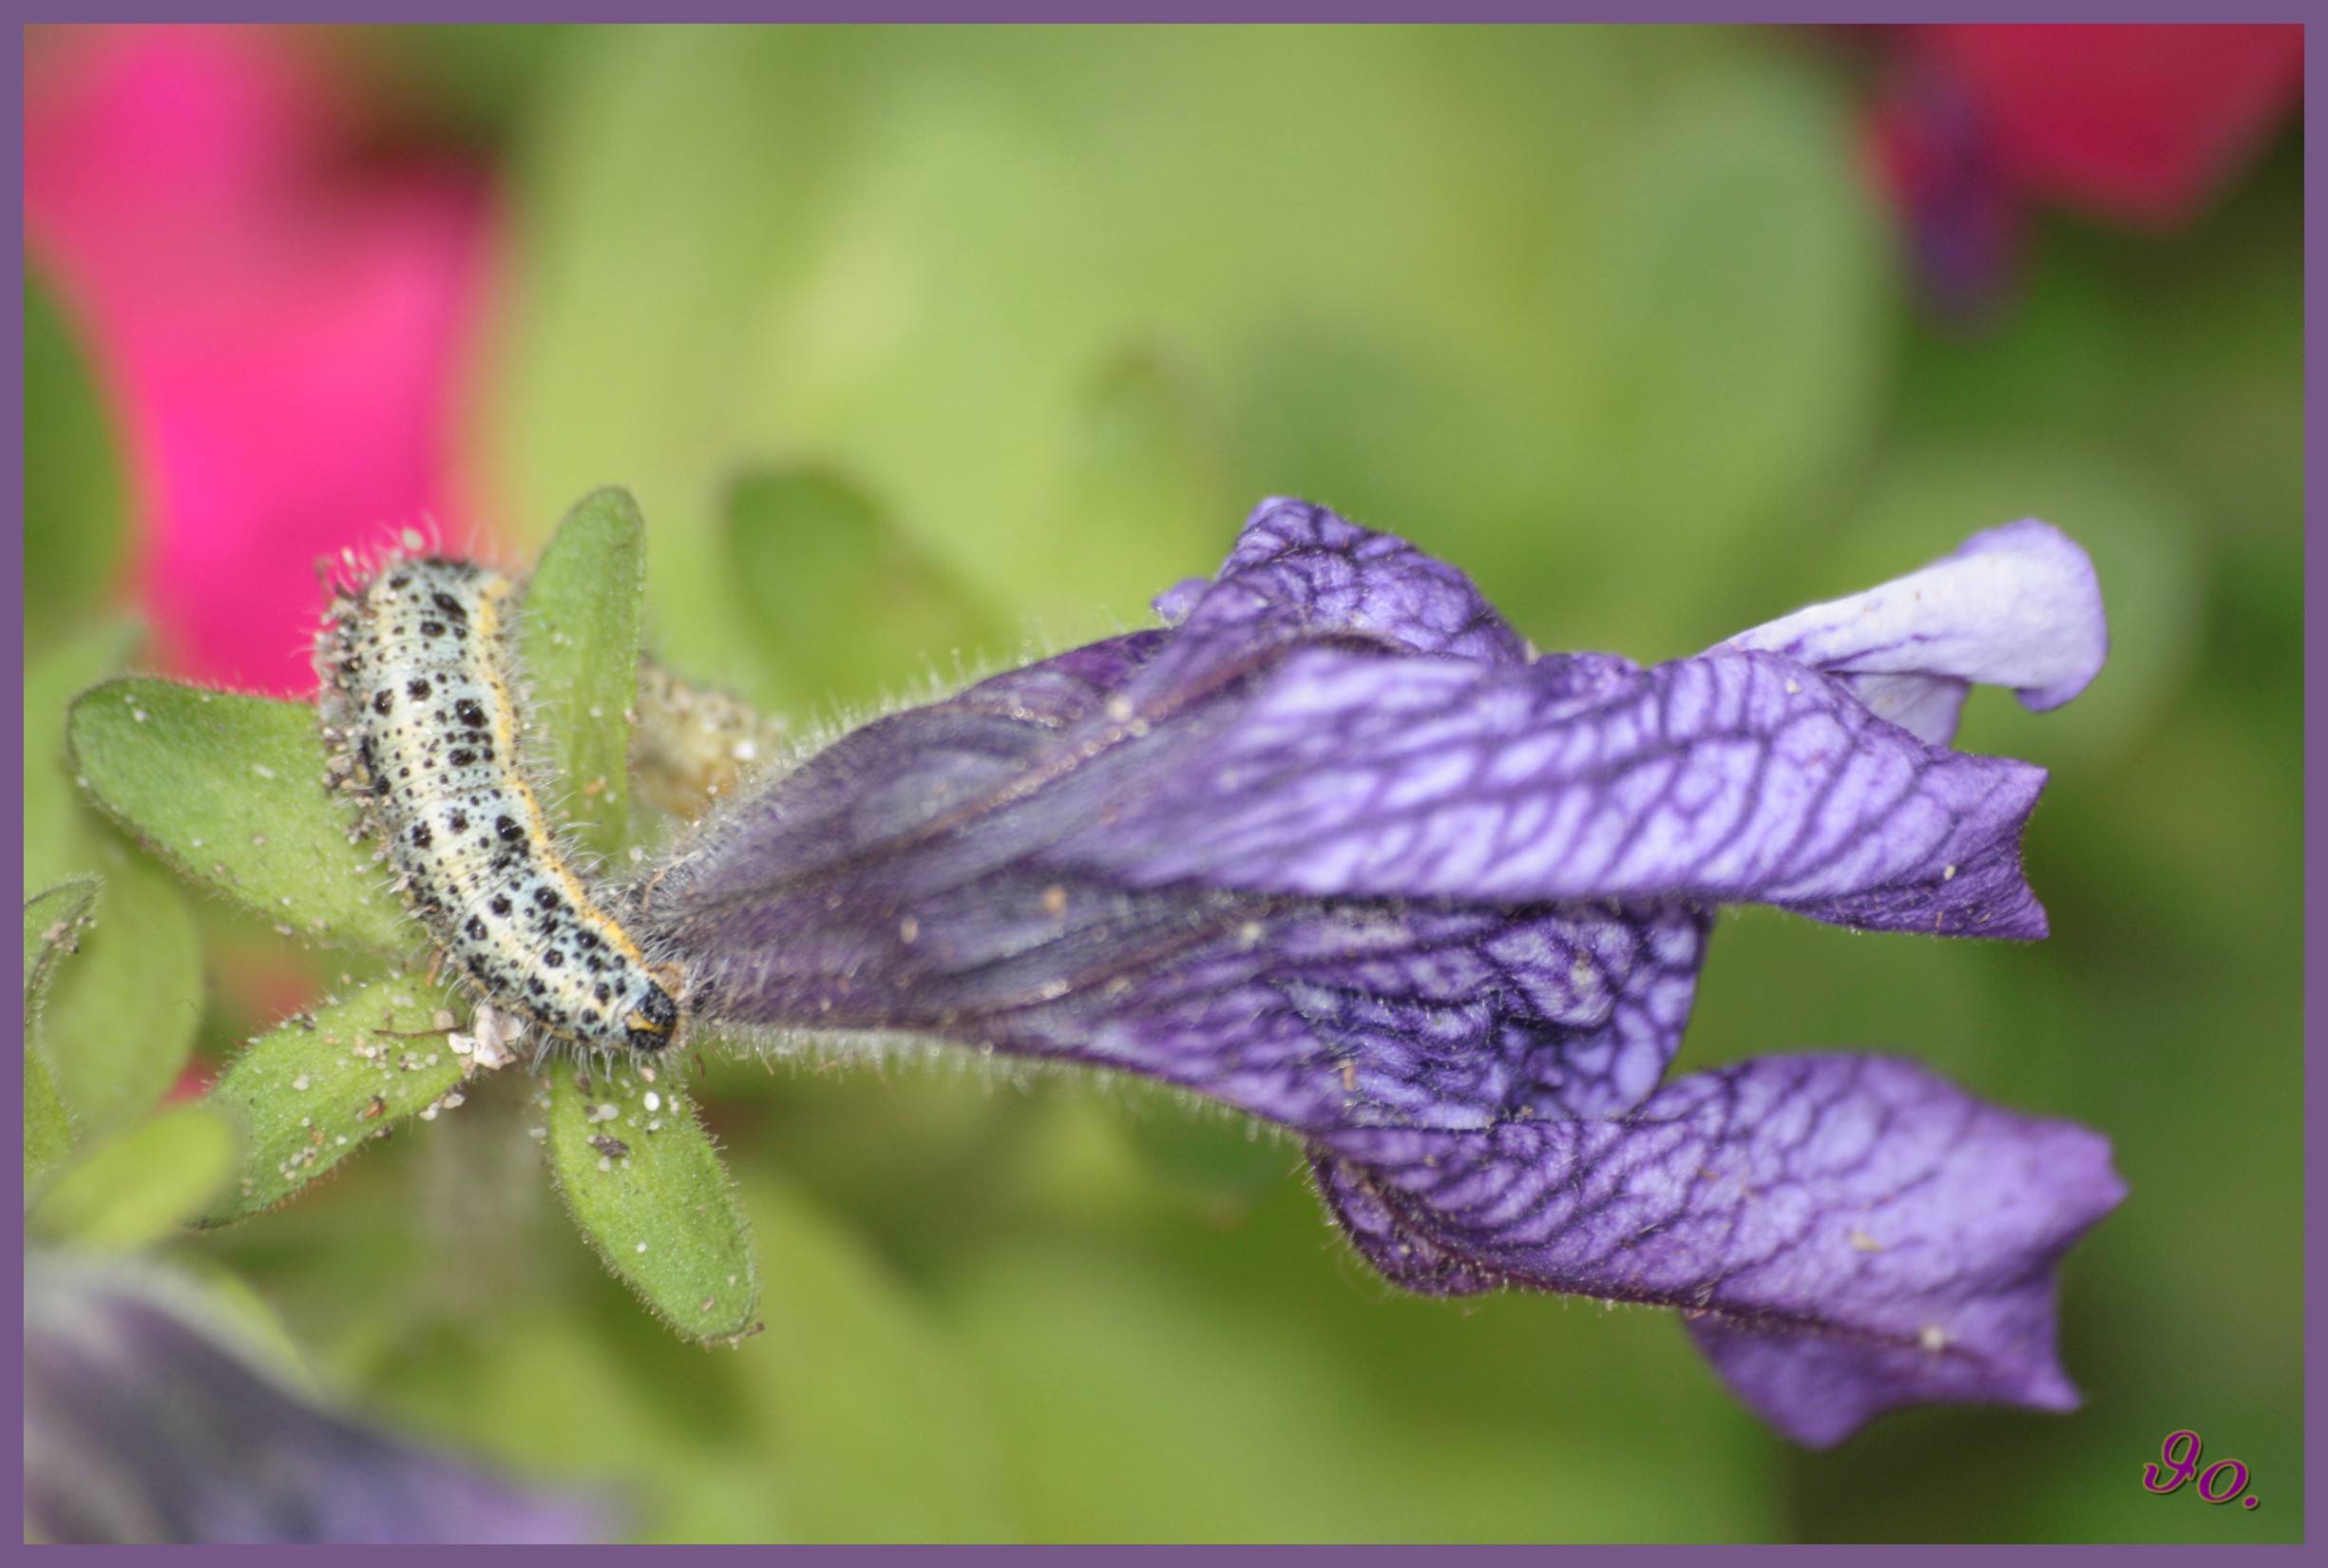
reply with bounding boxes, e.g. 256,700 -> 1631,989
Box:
1865,23 -> 2302,320
26,25 -> 500,696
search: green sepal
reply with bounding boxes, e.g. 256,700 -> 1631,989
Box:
67,678 -> 412,951
200,974 -> 471,1225
522,486 -> 649,858
541,1061 -> 760,1342
23,878 -> 99,1197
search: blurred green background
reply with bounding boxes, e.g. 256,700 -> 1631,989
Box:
23,25 -> 2301,1542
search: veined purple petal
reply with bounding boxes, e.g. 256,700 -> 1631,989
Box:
660,504 -> 2071,954
650,658 -> 1713,1124
1309,1053 -> 2125,1446
1720,519 -> 2108,746
1049,899 -> 1713,1127
1065,643 -> 2051,938
646,497 -> 2115,1446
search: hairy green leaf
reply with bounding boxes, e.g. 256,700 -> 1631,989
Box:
200,974 -> 471,1224
541,1062 -> 759,1342
522,486 -> 649,858
67,679 -> 410,951
30,1102 -> 239,1251
24,638 -> 202,1137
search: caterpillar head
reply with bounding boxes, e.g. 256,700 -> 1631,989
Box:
623,964 -> 686,1054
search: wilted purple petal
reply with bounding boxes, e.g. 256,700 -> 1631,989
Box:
1720,519 -> 2107,746
1309,1053 -> 2124,1446
1154,496 -> 1531,663
668,499 -> 2059,940
25,1254 -> 609,1544
1069,643 -> 2051,939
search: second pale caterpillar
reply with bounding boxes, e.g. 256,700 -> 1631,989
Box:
318,557 -> 682,1054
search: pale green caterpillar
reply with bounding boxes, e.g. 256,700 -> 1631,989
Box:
317,556 -> 682,1055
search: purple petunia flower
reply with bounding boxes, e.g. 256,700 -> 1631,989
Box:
25,1252 -> 609,1543
641,498 -> 2122,1447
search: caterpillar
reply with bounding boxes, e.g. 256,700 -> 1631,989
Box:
316,554 -> 683,1055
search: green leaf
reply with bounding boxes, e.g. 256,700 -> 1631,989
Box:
1114,1082 -> 1293,1221
25,271 -> 129,652
200,974 -> 471,1224
29,1102 -> 239,1251
724,468 -> 1011,715
541,1061 -> 759,1342
522,486 -> 650,857
731,1174 -> 1016,1541
38,847 -> 203,1138
24,621 -> 142,895
1555,58 -> 1888,648
24,1043 -> 74,1202
67,679 -> 411,951
1044,349 -> 1230,636
23,878 -> 99,1196
335,25 -> 578,146
948,1243 -> 1765,1541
